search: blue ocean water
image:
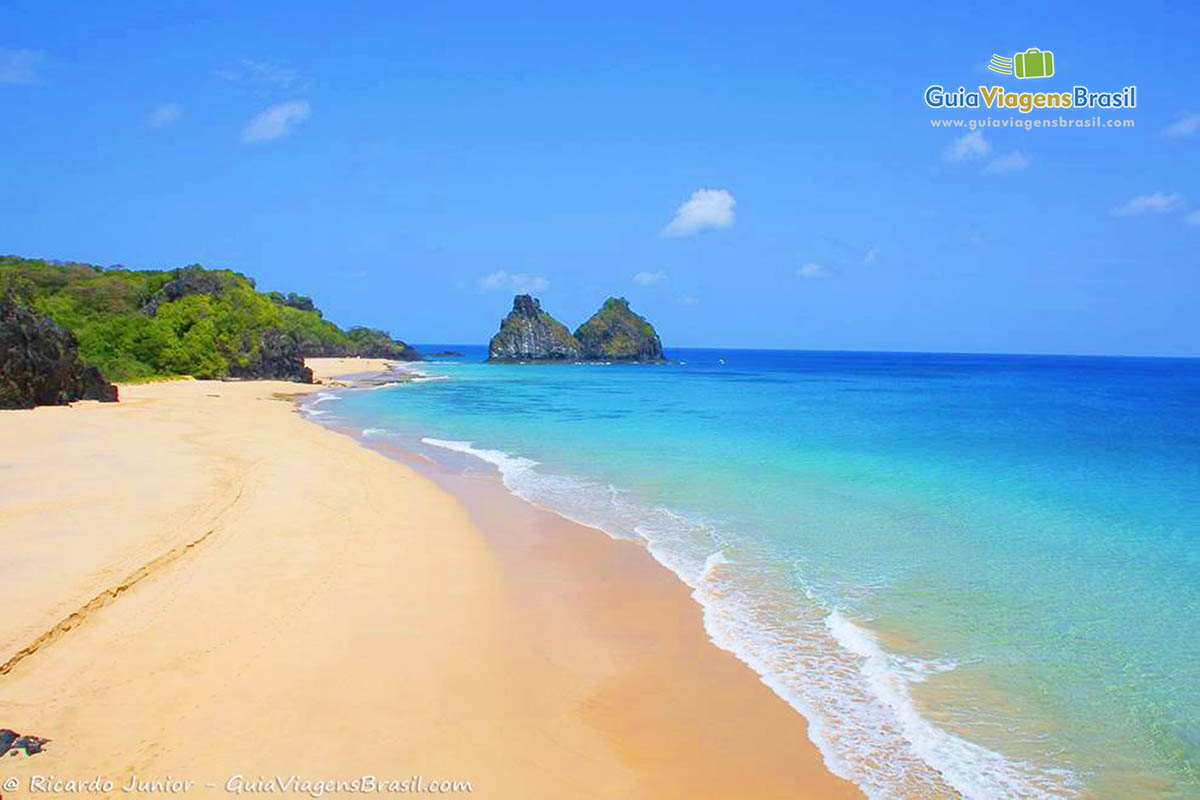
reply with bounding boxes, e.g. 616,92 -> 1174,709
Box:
306,348 -> 1200,799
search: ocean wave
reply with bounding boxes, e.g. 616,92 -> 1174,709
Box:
309,392 -> 343,405
362,427 -> 388,437
388,363 -> 438,381
418,435 -> 1081,800
421,438 -> 538,474
420,438 -> 645,540
824,611 -> 1080,798
699,549 -> 731,582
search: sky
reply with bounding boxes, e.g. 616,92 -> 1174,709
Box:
1,1 -> 1198,356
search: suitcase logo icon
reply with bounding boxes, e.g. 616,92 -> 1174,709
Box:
989,48 -> 1055,79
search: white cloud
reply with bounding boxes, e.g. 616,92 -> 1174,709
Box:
986,151 -> 1030,173
242,100 -> 311,142
478,271 -> 550,293
678,295 -> 699,306
1113,192 -> 1183,216
945,131 -> 989,163
864,247 -> 880,265
1185,210 -> 1200,228
146,102 -> 183,128
797,262 -> 830,279
633,271 -> 667,286
217,58 -> 302,91
0,47 -> 41,85
661,188 -> 735,237
1163,112 -> 1200,139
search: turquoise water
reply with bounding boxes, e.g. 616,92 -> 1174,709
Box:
306,348 -> 1200,799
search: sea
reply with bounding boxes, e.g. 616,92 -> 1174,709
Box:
302,346 -> 1200,799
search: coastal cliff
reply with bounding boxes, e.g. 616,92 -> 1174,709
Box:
0,299 -> 118,409
488,295 -> 582,361
226,328 -> 313,383
575,297 -> 664,362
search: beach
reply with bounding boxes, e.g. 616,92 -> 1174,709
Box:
0,358 -> 860,799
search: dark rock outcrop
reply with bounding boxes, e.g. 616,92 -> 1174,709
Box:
227,329 -> 313,383
344,327 -> 422,361
141,266 -> 241,316
574,297 -> 665,362
266,291 -> 320,316
0,299 -> 119,408
488,295 -> 582,361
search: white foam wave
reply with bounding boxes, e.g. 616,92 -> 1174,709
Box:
388,363 -> 430,378
416,435 -> 1081,800
824,612 -> 1079,798
420,439 -> 646,540
309,392 -> 343,405
700,550 -> 730,581
421,438 -> 538,474
362,428 -> 388,437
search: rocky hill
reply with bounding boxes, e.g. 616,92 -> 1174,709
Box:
574,297 -> 664,362
0,256 -> 420,388
488,295 -> 582,361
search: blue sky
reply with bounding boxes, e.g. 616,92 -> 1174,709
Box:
2,1 -> 1197,355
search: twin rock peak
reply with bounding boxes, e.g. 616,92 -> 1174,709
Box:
488,295 -> 665,363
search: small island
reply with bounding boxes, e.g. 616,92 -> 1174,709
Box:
487,294 -> 665,363
575,297 -> 665,362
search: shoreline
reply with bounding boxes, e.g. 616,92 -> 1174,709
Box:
0,358 -> 860,798
321,415 -> 865,799
310,360 -> 866,797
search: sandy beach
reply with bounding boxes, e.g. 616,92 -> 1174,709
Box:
0,358 -> 860,799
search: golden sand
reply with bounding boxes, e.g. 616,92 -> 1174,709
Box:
0,359 -> 860,798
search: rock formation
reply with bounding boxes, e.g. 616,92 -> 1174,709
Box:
488,295 -> 582,361
574,297 -> 665,362
342,327 -> 422,361
140,265 -> 242,316
0,299 -> 119,409
227,329 -> 314,384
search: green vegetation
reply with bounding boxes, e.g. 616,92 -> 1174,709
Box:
0,256 -> 418,382
119,374 -> 195,385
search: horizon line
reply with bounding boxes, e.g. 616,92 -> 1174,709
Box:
409,343 -> 1200,362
